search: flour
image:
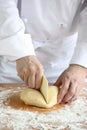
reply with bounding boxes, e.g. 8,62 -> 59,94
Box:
0,85 -> 87,130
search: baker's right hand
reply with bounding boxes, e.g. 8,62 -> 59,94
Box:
16,55 -> 44,89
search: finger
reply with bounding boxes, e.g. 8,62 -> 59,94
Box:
54,76 -> 62,87
68,84 -> 80,103
18,73 -> 24,81
23,71 -> 29,86
28,73 -> 36,88
28,65 -> 36,88
17,68 -> 24,80
63,80 -> 77,103
57,77 -> 70,104
19,68 -> 27,80
68,96 -> 77,103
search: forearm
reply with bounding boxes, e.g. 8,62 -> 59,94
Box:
70,8 -> 87,69
0,0 -> 35,61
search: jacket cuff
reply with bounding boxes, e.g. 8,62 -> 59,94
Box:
0,33 -> 35,61
70,42 -> 87,68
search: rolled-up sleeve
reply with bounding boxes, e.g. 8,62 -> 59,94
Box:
0,0 -> 35,61
70,8 -> 87,68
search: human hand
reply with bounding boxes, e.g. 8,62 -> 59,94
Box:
54,64 -> 87,104
16,56 -> 44,89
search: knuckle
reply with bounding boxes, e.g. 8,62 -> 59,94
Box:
66,75 -> 70,80
37,65 -> 43,73
29,66 -> 35,74
28,64 -> 43,75
22,68 -> 27,73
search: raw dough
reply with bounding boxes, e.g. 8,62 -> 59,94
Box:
40,75 -> 48,103
20,76 -> 58,108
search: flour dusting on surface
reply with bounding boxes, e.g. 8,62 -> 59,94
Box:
0,84 -> 87,130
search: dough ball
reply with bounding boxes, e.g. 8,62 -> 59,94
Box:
20,86 -> 58,108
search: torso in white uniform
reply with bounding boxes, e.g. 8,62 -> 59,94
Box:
0,0 -> 85,83
21,0 -> 79,82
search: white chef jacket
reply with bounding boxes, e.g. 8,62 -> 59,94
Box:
0,0 -> 87,83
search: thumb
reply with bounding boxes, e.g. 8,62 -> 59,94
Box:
54,76 -> 62,87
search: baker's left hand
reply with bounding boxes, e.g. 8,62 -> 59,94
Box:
54,64 -> 87,104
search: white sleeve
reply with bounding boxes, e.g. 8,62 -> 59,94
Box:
0,0 -> 35,61
70,8 -> 87,68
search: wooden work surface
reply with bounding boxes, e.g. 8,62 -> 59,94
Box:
0,83 -> 87,130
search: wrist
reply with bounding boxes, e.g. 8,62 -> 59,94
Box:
70,64 -> 87,76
